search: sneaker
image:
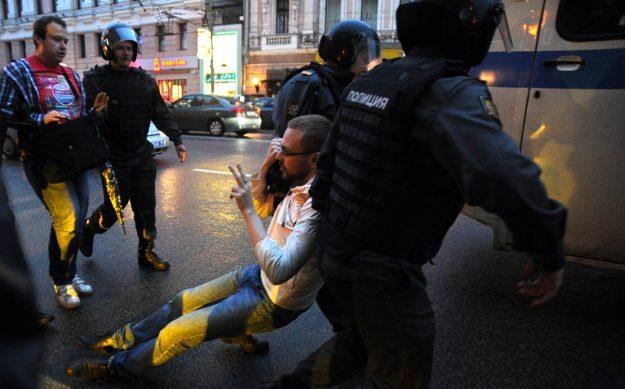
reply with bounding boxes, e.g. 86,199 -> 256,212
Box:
66,358 -> 113,379
222,335 -> 269,355
72,276 -> 93,296
54,284 -> 81,309
77,334 -> 119,353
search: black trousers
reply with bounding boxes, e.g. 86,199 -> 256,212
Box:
284,247 -> 434,388
91,156 -> 157,241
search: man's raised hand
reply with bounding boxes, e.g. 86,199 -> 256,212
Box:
229,164 -> 254,213
93,92 -> 109,116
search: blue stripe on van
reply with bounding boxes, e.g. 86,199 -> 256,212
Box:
470,48 -> 625,89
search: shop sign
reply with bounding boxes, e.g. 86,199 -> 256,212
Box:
207,73 -> 237,82
133,56 -> 198,71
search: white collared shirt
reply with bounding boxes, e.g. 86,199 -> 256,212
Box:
252,177 -> 323,311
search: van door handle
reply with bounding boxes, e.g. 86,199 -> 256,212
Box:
543,55 -> 585,71
543,59 -> 585,66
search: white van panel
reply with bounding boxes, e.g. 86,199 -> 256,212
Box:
469,0 -> 625,263
521,1 -> 625,262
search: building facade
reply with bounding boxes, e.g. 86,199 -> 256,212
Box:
0,0 -> 246,102
1,0 -> 402,101
244,0 -> 404,96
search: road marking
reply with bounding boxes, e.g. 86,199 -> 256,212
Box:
193,168 -> 232,176
183,134 -> 271,143
193,168 -> 252,177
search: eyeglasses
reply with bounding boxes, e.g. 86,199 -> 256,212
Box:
280,146 -> 316,158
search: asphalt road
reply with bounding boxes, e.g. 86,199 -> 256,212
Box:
2,132 -> 624,388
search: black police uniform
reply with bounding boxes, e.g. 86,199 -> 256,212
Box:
287,51 -> 567,387
272,62 -> 353,138
82,64 -> 182,264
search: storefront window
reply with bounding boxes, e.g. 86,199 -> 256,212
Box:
157,79 -> 187,102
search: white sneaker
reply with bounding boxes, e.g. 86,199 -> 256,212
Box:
72,275 -> 93,296
54,284 -> 81,309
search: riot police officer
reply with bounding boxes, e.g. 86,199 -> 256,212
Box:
272,20 -> 381,137
80,23 -> 187,270
279,1 -> 567,387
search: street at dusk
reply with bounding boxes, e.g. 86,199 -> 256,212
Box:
2,133 -> 624,388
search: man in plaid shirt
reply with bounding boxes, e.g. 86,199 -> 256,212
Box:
0,15 -> 108,309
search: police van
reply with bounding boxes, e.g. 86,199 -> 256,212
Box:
464,0 -> 625,265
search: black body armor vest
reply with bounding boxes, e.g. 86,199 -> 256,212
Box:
324,56 -> 466,262
87,66 -> 153,154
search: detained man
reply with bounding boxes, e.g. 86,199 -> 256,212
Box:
65,114 -> 331,379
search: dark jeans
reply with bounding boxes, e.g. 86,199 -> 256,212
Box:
285,250 -> 434,389
23,157 -> 89,285
90,156 -> 157,240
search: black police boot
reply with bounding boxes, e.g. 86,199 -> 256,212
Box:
221,335 -> 269,355
137,229 -> 170,271
80,214 -> 107,257
37,311 -> 55,326
66,358 -> 114,379
76,334 -> 118,353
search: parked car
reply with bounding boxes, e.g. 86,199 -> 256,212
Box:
169,94 -> 261,137
252,98 -> 275,130
148,122 -> 170,155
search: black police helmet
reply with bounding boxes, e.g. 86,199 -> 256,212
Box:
318,20 -> 381,69
396,0 -> 508,67
100,22 -> 139,61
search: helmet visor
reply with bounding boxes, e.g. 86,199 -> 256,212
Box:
351,37 -> 382,73
493,2 -> 513,52
107,27 -> 138,49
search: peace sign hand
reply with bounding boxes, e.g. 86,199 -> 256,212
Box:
229,164 -> 254,213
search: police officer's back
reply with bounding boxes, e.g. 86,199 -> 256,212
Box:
301,1 -> 567,387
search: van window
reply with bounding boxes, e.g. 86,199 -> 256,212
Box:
557,0 -> 625,42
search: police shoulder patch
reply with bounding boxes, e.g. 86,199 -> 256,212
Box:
287,103 -> 300,118
479,95 -> 500,121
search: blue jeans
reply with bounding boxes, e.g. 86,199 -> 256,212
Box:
108,264 -> 303,376
23,158 -> 89,285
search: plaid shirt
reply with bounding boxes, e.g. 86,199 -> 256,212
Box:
0,58 -> 87,132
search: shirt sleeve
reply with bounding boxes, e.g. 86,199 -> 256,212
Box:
254,198 -> 321,284
149,76 -> 182,145
427,78 -> 567,272
250,176 -> 275,219
0,72 -> 43,131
